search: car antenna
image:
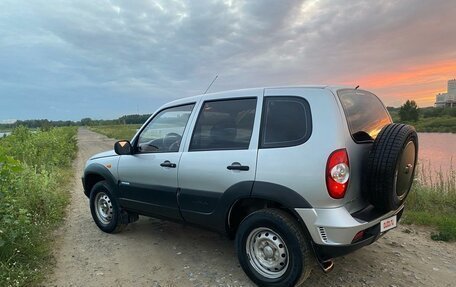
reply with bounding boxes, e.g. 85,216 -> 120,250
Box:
204,74 -> 218,94
355,85 -> 360,89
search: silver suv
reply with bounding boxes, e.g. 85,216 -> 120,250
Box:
82,86 -> 418,286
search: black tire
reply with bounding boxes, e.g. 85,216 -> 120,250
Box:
235,209 -> 313,287
365,123 -> 418,212
89,181 -> 126,233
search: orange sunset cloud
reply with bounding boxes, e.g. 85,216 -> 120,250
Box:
350,61 -> 456,107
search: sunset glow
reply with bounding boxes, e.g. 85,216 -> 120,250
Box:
343,61 -> 456,107
1,1 -> 456,120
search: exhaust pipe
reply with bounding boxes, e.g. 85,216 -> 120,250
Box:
320,259 -> 334,273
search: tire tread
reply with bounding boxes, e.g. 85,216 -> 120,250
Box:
365,123 -> 418,211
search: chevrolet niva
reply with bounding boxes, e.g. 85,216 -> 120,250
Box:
82,86 -> 418,286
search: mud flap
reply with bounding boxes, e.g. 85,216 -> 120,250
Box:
120,210 -> 139,224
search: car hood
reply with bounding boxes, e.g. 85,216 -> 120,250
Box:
89,150 -> 118,160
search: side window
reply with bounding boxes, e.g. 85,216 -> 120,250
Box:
260,97 -> 312,148
137,104 -> 194,153
189,98 -> 257,151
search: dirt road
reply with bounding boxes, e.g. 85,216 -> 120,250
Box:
46,128 -> 455,287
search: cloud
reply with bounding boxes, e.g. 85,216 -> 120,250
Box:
0,0 -> 455,120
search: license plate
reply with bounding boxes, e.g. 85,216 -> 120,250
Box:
380,215 -> 397,232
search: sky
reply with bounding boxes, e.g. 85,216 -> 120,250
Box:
1,0 -> 455,121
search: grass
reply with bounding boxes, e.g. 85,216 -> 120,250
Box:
403,161 -> 456,241
0,126 -> 78,286
88,124 -> 140,140
388,109 -> 456,133
401,116 -> 456,133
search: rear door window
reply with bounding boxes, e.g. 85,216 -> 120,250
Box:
337,89 -> 391,143
189,98 -> 257,151
260,96 -> 312,148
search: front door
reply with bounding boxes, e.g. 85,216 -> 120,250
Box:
178,93 -> 262,229
117,103 -> 195,220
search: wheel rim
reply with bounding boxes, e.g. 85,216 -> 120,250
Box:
94,192 -> 113,225
246,227 -> 289,279
395,140 -> 416,200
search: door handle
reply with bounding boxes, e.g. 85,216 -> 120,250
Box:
227,162 -> 249,171
160,160 -> 176,168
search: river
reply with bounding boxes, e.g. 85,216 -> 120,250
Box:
417,132 -> 455,181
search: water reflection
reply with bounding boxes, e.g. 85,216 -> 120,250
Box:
417,133 -> 455,184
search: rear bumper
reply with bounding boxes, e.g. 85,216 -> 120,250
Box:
295,204 -> 404,258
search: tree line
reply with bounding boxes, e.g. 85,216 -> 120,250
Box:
387,100 -> 456,122
0,114 -> 152,130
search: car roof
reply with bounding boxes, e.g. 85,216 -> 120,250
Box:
162,85 -> 354,108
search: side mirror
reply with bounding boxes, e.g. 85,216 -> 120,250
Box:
114,140 -> 132,155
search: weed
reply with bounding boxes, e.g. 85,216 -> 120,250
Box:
404,160 -> 456,241
0,127 -> 77,286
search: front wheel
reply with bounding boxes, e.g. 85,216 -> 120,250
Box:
89,181 -> 126,233
235,209 -> 313,287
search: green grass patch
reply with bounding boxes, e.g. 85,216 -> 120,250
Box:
0,126 -> 78,286
388,107 -> 456,133
403,162 -> 456,241
404,116 -> 456,133
88,124 -> 141,140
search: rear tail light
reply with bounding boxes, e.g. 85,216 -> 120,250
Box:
326,148 -> 350,199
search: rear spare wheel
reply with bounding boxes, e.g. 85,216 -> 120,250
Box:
365,123 -> 418,212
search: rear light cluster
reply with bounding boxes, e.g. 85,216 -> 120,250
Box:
352,230 -> 365,243
326,148 -> 350,199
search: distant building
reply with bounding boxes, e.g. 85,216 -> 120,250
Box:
435,79 -> 456,108
435,93 -> 448,107
448,79 -> 456,101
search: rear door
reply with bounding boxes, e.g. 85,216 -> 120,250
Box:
177,90 -> 263,229
336,89 -> 392,212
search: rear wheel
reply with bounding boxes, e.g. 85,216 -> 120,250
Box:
365,123 -> 418,212
90,181 -> 126,233
235,209 -> 312,287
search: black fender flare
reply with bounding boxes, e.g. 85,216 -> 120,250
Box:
220,181 -> 313,235
250,181 -> 312,209
83,163 -> 118,198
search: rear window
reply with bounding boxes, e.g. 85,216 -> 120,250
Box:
337,89 -> 391,143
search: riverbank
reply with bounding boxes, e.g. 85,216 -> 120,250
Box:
388,107 -> 456,133
405,162 -> 456,241
0,127 -> 77,286
0,131 -> 11,137
402,116 -> 456,133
